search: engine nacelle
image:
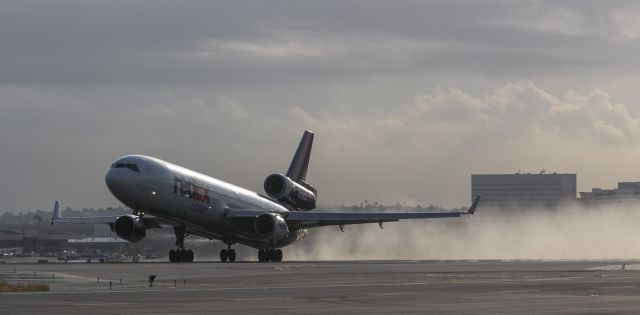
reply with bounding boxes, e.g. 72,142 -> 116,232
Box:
264,174 -> 316,211
253,212 -> 289,241
114,215 -> 147,243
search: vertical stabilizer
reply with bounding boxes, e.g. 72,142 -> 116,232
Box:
286,130 -> 314,182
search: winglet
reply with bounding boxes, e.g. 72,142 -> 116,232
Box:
467,195 -> 481,216
51,201 -> 60,224
286,130 -> 314,182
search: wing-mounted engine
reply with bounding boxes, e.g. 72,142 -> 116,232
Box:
264,174 -> 316,211
114,215 -> 147,243
253,212 -> 289,241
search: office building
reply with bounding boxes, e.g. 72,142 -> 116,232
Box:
580,182 -> 640,206
471,172 -> 577,210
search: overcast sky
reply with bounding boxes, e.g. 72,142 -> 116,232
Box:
1,0 -> 640,212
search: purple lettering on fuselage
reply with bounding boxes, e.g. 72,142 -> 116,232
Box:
173,176 -> 210,204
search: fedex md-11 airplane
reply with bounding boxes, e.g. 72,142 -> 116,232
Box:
52,131 -> 480,263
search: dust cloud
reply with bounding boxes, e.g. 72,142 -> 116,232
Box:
285,204 -> 640,260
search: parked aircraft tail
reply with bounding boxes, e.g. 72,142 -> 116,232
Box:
51,201 -> 60,224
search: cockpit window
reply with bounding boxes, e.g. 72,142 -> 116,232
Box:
111,163 -> 140,172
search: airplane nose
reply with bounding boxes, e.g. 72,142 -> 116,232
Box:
105,168 -> 140,205
105,168 -> 119,192
105,168 -> 123,196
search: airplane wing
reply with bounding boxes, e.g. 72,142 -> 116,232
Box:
227,195 -> 480,229
50,201 -> 162,228
286,195 -> 480,229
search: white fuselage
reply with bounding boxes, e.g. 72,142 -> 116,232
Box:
105,155 -> 298,248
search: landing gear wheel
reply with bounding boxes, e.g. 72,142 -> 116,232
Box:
274,249 -> 283,262
259,249 -> 271,262
169,249 -> 194,263
268,249 -> 277,262
170,226 -> 194,263
221,236 -> 237,263
220,249 -> 229,262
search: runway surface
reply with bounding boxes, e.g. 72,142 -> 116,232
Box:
2,260 -> 640,314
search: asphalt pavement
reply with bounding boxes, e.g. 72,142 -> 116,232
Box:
1,260 -> 640,314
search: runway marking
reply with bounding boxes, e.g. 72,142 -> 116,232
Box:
600,286 -> 637,290
499,290 -> 541,294
0,281 -> 437,295
72,302 -> 135,306
225,297 -> 291,301
526,277 -> 582,282
370,292 -> 418,296
589,264 -> 640,271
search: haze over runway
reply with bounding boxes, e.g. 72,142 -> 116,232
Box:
2,1 -> 640,212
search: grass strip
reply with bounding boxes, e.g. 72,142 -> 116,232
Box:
0,280 -> 49,292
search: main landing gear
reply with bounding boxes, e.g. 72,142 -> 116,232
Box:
258,249 -> 283,262
220,237 -> 236,263
169,226 -> 194,263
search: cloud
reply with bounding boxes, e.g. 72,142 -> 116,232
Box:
281,81 -> 640,207
611,10 -> 640,40
296,81 -> 640,152
2,1 -> 640,211
1,1 -> 639,87
399,81 -> 640,144
201,39 -> 327,60
2,79 -> 640,211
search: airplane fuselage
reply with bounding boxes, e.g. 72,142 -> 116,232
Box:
105,155 -> 304,249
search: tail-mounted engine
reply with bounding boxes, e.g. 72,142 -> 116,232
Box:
114,215 -> 147,243
264,174 -> 316,211
253,212 -> 289,241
